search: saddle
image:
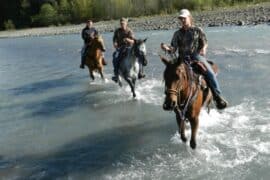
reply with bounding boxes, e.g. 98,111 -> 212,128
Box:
190,60 -> 216,75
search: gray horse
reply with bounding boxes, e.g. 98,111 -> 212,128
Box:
118,38 -> 147,97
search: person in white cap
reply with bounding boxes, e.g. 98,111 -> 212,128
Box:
164,9 -> 228,109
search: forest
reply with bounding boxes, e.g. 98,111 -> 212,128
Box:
0,0 -> 268,30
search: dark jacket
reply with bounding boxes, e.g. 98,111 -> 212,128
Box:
113,27 -> 134,47
81,26 -> 98,44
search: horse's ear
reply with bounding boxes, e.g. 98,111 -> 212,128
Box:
143,38 -> 147,42
160,55 -> 170,66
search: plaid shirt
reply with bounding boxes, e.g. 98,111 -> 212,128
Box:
171,26 -> 207,59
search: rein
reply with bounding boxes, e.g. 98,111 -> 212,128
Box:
166,62 -> 199,121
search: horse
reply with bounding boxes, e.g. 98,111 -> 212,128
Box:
160,55 -> 218,149
117,38 -> 147,98
84,35 -> 106,81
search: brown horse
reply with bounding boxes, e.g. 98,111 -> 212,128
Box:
161,56 -> 218,149
85,35 -> 106,81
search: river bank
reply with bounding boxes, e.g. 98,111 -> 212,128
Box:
0,2 -> 269,38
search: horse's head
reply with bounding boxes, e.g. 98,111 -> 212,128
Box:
134,38 -> 147,65
92,35 -> 106,51
161,58 -> 188,111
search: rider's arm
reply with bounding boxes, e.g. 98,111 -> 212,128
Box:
81,28 -> 87,41
198,27 -> 208,56
170,31 -> 179,53
113,29 -> 118,49
125,29 -> 135,45
124,38 -> 134,45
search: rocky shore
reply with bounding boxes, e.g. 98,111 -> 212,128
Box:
0,2 -> 269,38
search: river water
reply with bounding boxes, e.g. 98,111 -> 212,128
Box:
0,25 -> 269,180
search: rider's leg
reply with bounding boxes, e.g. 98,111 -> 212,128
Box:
138,63 -> 145,79
194,54 -> 228,109
80,44 -> 87,69
137,54 -> 146,79
112,50 -> 120,82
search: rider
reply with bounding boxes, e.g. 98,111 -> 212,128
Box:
80,19 -> 106,69
112,17 -> 145,83
165,9 -> 228,110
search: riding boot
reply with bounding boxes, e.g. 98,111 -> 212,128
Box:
102,57 -> 107,66
138,65 -> 146,79
112,70 -> 119,83
213,91 -> 228,110
80,55 -> 85,69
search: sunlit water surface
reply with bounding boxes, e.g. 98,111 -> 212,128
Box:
0,25 -> 269,179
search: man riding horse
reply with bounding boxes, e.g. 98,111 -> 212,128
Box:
112,17 -> 146,83
80,20 -> 106,69
163,9 -> 228,110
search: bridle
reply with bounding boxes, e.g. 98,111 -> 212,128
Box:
164,63 -> 196,121
165,80 -> 183,98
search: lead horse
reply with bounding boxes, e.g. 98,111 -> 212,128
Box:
160,54 -> 217,149
85,35 -> 106,81
118,38 -> 147,97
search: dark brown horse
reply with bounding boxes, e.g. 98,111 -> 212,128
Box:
85,35 -> 106,81
161,56 -> 218,149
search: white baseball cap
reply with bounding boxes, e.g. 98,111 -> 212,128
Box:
178,9 -> 191,18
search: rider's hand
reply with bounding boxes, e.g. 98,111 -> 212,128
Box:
200,45 -> 207,56
113,42 -> 118,49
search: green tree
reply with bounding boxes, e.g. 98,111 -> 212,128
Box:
70,0 -> 93,22
58,0 -> 71,23
32,3 -> 58,26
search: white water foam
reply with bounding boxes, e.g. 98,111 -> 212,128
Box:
103,98 -> 270,179
212,47 -> 270,57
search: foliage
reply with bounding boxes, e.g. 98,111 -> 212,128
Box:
0,0 -> 269,29
3,19 -> 16,30
32,3 -> 58,26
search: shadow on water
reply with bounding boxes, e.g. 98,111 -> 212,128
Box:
9,74 -> 79,95
23,87 -> 108,119
3,119 -> 174,179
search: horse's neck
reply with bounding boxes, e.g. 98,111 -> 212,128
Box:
125,49 -> 137,64
180,64 -> 193,96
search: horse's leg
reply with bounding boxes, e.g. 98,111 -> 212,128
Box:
88,68 -> 94,80
190,116 -> 199,149
180,118 -> 187,142
98,68 -> 105,81
174,109 -> 187,143
125,77 -> 136,98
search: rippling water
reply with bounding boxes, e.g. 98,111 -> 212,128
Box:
0,25 -> 269,179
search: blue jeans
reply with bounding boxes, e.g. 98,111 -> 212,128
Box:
191,54 -> 221,94
112,46 -> 131,76
81,44 -> 87,64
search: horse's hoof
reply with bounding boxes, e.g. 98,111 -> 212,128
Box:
181,135 -> 187,143
190,140 -> 197,149
133,94 -> 136,98
138,73 -> 146,79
